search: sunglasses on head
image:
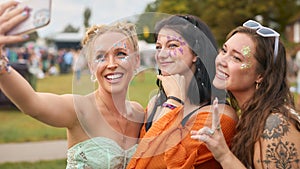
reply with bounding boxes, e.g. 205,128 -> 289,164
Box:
243,20 -> 280,62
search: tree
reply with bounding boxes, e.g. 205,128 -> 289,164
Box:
84,7 -> 91,28
63,24 -> 79,33
143,0 -> 300,46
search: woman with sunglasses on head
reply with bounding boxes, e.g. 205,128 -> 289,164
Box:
0,1 -> 144,167
191,20 -> 300,169
127,14 -> 238,169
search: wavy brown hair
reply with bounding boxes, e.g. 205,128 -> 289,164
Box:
227,26 -> 300,167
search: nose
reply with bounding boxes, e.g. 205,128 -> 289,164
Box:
217,53 -> 228,67
156,48 -> 169,60
107,55 -> 118,69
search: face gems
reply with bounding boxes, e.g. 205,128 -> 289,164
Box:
240,46 -> 252,69
178,47 -> 184,55
113,42 -> 127,49
165,35 -> 186,56
240,63 -> 251,69
241,46 -> 251,57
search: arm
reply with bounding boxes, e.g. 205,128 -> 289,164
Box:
253,113 -> 300,169
0,1 -> 76,128
0,68 -> 76,128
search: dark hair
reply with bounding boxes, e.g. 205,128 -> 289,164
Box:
227,26 -> 299,167
152,14 -> 220,107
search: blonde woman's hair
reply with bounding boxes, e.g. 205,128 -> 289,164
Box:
81,22 -> 139,63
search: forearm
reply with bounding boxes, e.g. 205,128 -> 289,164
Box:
219,151 -> 246,169
0,68 -> 38,113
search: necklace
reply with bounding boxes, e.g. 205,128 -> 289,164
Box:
95,92 -> 129,147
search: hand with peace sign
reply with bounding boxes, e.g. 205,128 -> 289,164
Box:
190,98 -> 246,168
190,98 -> 230,162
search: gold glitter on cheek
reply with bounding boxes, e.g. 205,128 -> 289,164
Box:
240,63 -> 252,69
241,46 -> 251,57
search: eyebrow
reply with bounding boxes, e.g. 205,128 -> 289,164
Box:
223,44 -> 244,58
232,49 -> 244,57
156,38 -> 182,45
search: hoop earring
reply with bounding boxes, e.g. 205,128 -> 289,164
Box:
90,74 -> 97,82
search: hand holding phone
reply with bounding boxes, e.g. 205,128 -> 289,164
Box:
6,0 -> 52,35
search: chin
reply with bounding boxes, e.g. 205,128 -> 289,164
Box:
213,78 -> 226,90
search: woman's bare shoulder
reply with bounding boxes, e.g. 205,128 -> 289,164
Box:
200,103 -> 238,121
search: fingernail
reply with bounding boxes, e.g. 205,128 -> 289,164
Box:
21,11 -> 28,16
23,35 -> 29,39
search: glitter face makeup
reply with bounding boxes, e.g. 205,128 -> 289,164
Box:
113,42 -> 127,49
240,46 -> 252,69
241,46 -> 251,57
164,35 -> 186,57
94,41 -> 130,64
240,63 -> 250,69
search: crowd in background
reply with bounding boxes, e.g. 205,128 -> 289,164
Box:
4,45 -> 82,88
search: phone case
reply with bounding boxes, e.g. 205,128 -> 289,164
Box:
7,0 -> 52,35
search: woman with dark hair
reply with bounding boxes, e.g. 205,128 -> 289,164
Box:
127,14 -> 238,168
191,20 -> 300,169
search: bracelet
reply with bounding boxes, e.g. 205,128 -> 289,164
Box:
167,96 -> 184,105
162,102 -> 177,110
0,55 -> 10,75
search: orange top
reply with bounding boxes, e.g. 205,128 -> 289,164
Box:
127,106 -> 237,169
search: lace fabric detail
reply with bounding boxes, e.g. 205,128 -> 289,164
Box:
66,137 -> 137,169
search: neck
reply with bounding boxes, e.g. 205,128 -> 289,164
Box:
183,67 -> 196,98
96,89 -> 127,112
231,89 -> 255,109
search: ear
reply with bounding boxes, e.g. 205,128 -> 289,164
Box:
134,54 -> 141,69
255,74 -> 263,84
88,62 -> 96,75
192,55 -> 197,63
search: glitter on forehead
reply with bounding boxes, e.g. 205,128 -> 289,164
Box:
113,42 -> 127,49
241,46 -> 251,57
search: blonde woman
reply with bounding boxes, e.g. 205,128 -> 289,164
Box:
0,3 -> 144,167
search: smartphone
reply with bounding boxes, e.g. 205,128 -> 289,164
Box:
7,0 -> 52,35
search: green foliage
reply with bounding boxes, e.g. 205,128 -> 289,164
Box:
63,24 -> 80,33
140,0 -> 300,47
84,7 -> 91,28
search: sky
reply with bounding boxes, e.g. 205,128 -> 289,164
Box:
37,0 -> 155,38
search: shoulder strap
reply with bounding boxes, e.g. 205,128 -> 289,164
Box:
181,101 -> 210,126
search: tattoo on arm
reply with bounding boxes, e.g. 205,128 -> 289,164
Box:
257,113 -> 300,169
262,113 -> 289,140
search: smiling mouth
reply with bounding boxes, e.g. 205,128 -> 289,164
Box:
105,73 -> 123,80
159,61 -> 173,66
216,70 -> 228,79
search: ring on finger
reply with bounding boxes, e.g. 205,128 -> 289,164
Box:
208,129 -> 215,136
216,124 -> 221,131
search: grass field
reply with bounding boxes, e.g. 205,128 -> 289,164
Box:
0,69 -> 157,168
0,69 -> 157,143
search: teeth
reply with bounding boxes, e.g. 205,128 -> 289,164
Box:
106,74 -> 122,80
217,71 -> 228,78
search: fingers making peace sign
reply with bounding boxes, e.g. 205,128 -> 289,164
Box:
190,97 -> 232,163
